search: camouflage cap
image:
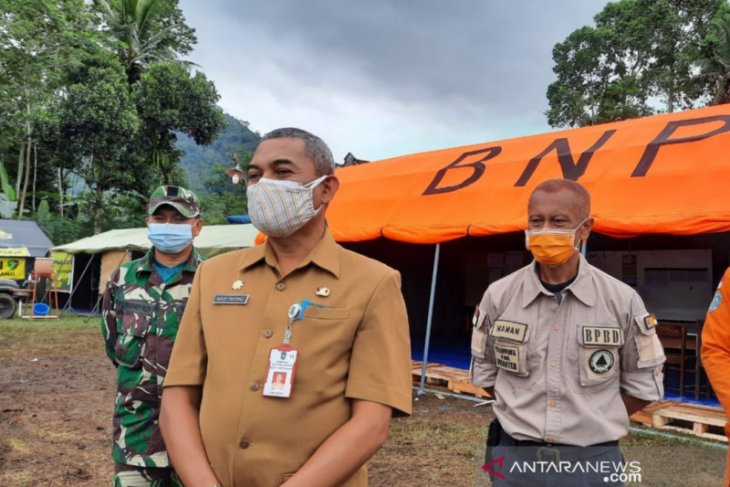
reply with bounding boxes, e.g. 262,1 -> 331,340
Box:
147,185 -> 200,218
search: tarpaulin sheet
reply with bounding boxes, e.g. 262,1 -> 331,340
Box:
327,104 -> 730,243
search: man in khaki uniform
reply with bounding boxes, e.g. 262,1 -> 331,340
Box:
160,128 -> 412,487
471,179 -> 665,486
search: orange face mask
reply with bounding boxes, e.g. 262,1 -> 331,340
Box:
525,219 -> 587,265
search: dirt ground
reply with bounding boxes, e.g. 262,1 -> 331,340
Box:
0,317 -> 490,486
0,317 -> 727,486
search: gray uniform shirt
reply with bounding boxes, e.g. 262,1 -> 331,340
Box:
470,255 -> 665,446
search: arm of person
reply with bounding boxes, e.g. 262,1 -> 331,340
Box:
100,269 -> 120,365
159,263 -> 217,485
470,289 -> 498,393
701,269 -> 730,413
281,400 -> 391,487
621,393 -> 650,416
160,386 -> 220,487
281,268 -> 410,486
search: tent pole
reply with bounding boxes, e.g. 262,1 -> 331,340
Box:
418,243 -> 441,394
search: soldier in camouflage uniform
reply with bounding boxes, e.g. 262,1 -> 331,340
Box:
101,185 -> 204,487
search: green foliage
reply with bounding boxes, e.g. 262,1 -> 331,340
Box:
59,49 -> 142,200
547,0 -> 728,127
35,216 -> 93,246
198,162 -> 248,224
33,198 -> 95,245
0,161 -> 16,201
700,3 -> 730,104
0,0 -> 96,216
35,199 -> 51,222
133,61 -> 225,185
178,114 -> 261,193
93,0 -> 196,83
0,0 -> 232,235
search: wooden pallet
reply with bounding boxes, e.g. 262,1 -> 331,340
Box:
412,361 -> 467,385
449,379 -> 492,399
651,403 -> 727,442
414,362 -> 726,441
629,400 -> 675,427
412,361 -> 492,399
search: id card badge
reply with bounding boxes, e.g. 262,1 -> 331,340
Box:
263,346 -> 299,398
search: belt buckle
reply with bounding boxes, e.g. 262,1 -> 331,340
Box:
536,446 -> 561,462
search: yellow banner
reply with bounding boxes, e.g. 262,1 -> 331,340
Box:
0,247 -> 30,257
51,251 -> 73,291
0,257 -> 26,280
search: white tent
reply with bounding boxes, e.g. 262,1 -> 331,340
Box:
51,224 -> 259,311
52,224 -> 259,258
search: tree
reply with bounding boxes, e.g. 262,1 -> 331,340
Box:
57,50 -> 142,233
546,25 -> 653,127
0,0 -> 90,218
546,0 -> 727,128
199,162 -> 248,225
95,0 -> 224,189
93,0 -> 196,83
700,5 -> 730,105
0,0 -> 225,233
134,62 -> 225,186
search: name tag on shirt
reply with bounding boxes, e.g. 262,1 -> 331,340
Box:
263,346 -> 298,398
491,320 -> 528,343
582,327 -> 624,346
121,300 -> 155,315
213,294 -> 250,305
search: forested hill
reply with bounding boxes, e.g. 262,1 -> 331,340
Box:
177,113 -> 261,193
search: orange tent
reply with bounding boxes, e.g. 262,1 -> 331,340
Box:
328,104 -> 730,243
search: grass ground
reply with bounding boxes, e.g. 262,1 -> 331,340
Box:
0,316 -> 726,486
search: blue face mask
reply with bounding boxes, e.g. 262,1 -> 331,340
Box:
147,223 -> 194,254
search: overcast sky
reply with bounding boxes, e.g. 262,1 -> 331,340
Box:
178,0 -> 609,162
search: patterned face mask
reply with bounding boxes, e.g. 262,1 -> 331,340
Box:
246,175 -> 329,238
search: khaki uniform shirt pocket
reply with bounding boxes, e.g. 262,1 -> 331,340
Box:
490,319 -> 532,379
493,340 -> 529,377
297,307 -> 355,355
577,325 -> 623,388
471,311 -> 489,359
632,315 -> 666,368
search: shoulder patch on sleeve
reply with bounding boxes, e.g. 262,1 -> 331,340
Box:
642,313 -> 658,332
709,290 -> 722,313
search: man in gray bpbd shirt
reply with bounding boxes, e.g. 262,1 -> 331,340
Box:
471,179 -> 665,486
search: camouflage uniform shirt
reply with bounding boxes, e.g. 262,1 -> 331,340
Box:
101,248 -> 202,467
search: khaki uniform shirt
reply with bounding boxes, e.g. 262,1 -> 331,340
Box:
165,232 -> 412,487
471,255 -> 665,446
